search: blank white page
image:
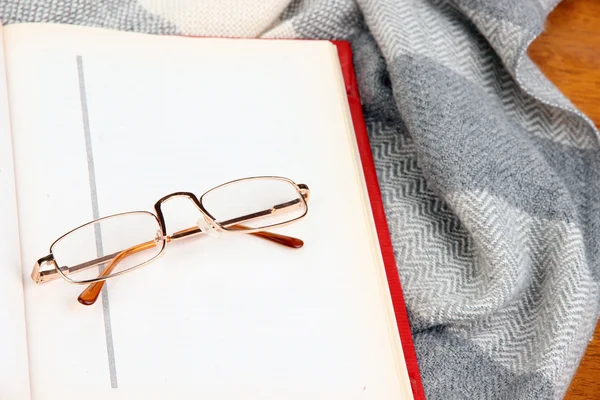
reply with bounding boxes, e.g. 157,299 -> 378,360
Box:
0,24 -> 31,400
4,23 -> 411,400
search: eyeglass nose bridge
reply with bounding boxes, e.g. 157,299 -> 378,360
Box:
153,191 -> 209,237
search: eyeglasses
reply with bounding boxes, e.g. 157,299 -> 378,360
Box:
31,176 -> 310,306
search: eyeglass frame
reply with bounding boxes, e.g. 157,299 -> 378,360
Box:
31,175 -> 310,287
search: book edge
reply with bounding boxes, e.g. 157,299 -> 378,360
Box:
0,21 -> 33,399
331,39 -> 426,400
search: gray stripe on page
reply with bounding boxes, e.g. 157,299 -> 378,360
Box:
77,55 -> 118,389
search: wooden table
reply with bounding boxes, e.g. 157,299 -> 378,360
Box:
528,0 -> 600,398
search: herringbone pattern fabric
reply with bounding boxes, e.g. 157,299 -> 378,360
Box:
1,0 -> 599,398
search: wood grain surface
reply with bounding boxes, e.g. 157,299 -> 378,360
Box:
528,0 -> 600,398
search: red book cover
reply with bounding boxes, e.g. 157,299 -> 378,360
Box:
332,40 -> 426,400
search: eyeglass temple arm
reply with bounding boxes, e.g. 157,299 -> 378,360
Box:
33,250 -> 136,284
77,240 -> 156,305
169,225 -> 302,247
218,186 -> 310,227
77,223 -> 305,305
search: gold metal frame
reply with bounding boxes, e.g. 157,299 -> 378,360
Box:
31,176 -> 309,306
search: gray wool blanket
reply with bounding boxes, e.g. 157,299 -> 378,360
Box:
3,0 -> 599,399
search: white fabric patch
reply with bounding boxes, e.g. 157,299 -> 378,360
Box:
138,0 -> 293,37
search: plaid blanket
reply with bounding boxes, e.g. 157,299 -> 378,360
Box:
3,0 -> 599,398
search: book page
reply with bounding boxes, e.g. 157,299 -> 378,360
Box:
0,25 -> 32,400
4,23 -> 412,400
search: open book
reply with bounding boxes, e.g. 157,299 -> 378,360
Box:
0,23 -> 424,399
